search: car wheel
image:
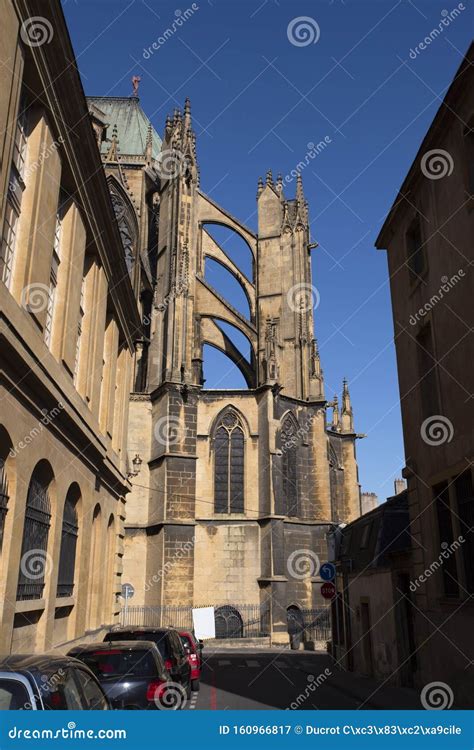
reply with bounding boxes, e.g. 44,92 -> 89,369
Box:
186,681 -> 192,700
191,679 -> 200,692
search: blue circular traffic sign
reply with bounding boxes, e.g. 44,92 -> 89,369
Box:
320,562 -> 336,581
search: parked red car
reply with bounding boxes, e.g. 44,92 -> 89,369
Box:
178,631 -> 202,691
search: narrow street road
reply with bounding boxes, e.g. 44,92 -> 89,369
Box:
188,649 -> 421,710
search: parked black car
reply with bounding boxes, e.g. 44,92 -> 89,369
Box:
104,628 -> 191,698
0,654 -> 110,710
69,641 -> 182,710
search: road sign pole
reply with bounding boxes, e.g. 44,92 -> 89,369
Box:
124,585 -> 129,625
333,570 -> 340,657
121,583 -> 134,627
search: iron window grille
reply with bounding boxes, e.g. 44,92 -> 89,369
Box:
56,496 -> 79,598
16,477 -> 51,601
0,461 -> 9,554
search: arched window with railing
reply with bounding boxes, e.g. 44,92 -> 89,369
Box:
17,464 -> 52,601
214,409 -> 245,514
56,485 -> 80,598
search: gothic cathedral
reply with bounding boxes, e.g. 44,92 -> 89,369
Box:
88,94 -> 362,643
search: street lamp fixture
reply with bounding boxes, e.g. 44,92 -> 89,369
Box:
127,454 -> 142,478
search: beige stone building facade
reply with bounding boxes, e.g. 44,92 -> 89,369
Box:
0,0 -> 141,653
376,43 -> 473,705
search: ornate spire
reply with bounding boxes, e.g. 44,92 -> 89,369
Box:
295,174 -> 308,224
331,395 -> 340,431
266,169 -> 273,188
296,173 -> 304,201
184,97 -> 192,129
341,378 -> 354,433
309,338 -> 323,397
162,99 -> 199,186
257,176 -> 264,198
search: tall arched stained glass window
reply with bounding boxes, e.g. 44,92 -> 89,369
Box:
214,410 -> 244,514
281,416 -> 299,517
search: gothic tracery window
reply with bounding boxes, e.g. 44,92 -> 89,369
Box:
281,415 -> 299,517
214,410 -> 244,514
108,184 -> 137,277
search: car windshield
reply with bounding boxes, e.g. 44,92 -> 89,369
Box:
106,632 -> 171,660
80,650 -> 158,679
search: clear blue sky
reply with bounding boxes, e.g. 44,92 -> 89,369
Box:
63,0 -> 473,501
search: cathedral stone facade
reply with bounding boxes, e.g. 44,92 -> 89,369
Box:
88,95 -> 363,643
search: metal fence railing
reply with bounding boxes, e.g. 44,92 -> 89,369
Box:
120,602 -> 271,638
119,602 -> 330,643
300,607 -> 331,643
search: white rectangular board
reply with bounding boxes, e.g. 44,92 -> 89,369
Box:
192,606 -> 215,639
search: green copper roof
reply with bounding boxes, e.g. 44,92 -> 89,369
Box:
87,96 -> 162,160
